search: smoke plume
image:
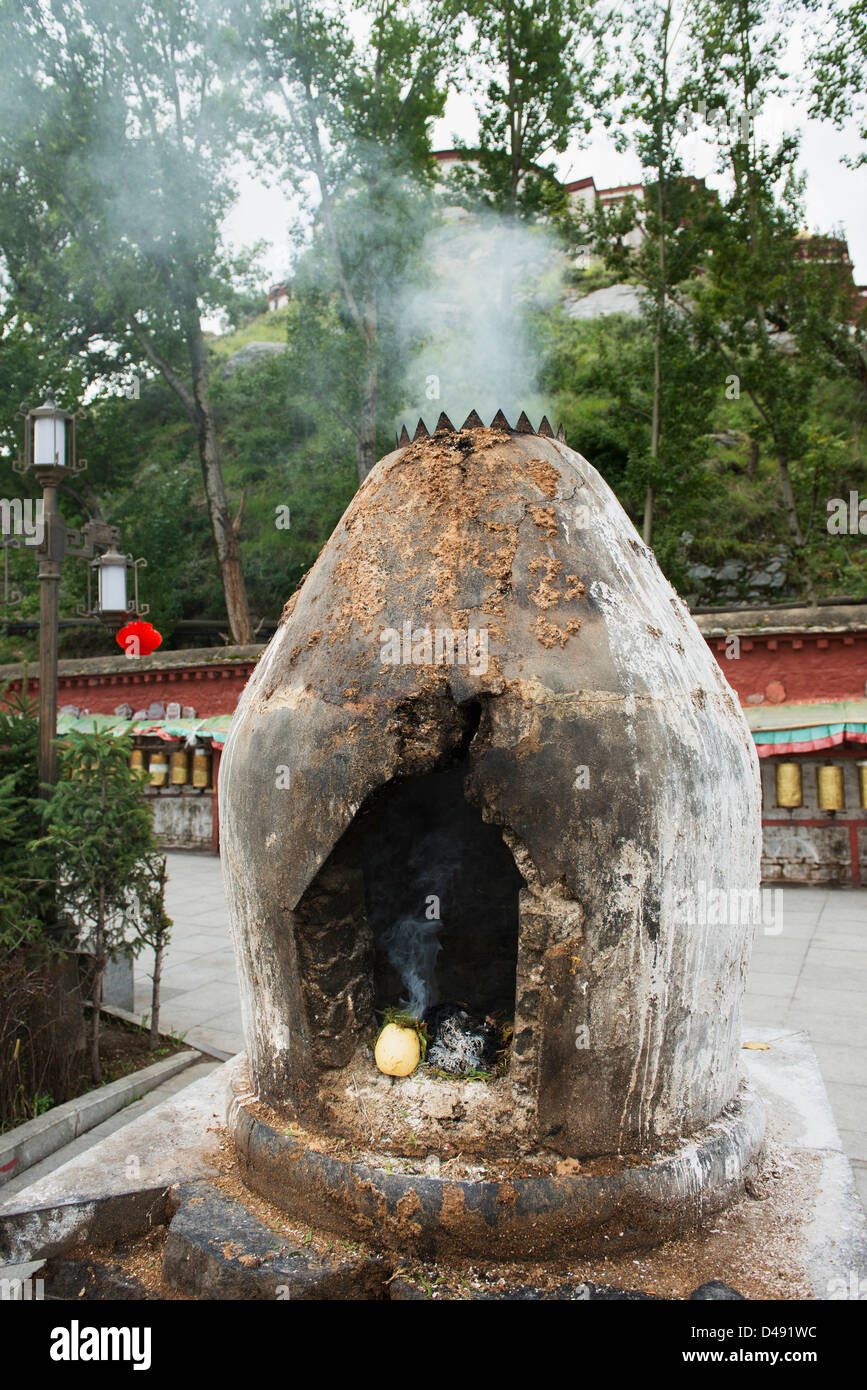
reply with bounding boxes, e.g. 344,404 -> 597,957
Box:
395,207 -> 563,428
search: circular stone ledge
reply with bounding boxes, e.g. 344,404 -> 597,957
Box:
226,1059 -> 766,1262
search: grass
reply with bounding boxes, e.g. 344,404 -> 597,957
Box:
206,308 -> 289,358
420,1063 -> 494,1083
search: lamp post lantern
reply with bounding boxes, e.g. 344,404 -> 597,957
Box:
14,390 -> 142,791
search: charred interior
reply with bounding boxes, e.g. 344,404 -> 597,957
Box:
364,764 -> 524,1052
365,763 -> 523,1020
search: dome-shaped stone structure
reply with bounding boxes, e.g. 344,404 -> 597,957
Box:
221,419 -> 763,1180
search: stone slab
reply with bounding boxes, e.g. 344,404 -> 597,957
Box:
0,1063 -> 230,1265
162,1182 -> 388,1300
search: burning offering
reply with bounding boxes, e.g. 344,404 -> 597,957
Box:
374,1021 -> 421,1077
423,1003 -> 498,1076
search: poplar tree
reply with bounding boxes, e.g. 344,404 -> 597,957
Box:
0,0 -> 260,642
260,0 -> 462,482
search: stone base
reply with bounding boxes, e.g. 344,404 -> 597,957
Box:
227,1059 -> 767,1261
4,1031 -> 865,1299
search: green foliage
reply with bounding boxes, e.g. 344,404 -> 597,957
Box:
33,729 -> 158,1077
0,0 -> 863,635
130,853 -> 172,953
0,689 -> 54,948
805,0 -> 867,166
457,0 -> 614,216
38,731 -> 155,939
259,0 -> 461,479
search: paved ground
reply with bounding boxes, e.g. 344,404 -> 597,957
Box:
134,855 -> 866,1211
133,852 -> 242,1057
0,1059 -> 219,1205
743,884 -> 867,1213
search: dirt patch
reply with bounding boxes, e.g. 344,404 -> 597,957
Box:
208,1124 -> 370,1263
61,1013 -> 189,1107
379,1143 -> 817,1300
46,1226 -> 190,1301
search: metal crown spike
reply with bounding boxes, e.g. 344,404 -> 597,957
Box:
398,425 -> 411,447
556,423 -> 566,442
490,409 -> 511,431
412,418 -> 430,441
515,411 -> 534,434
461,410 -> 484,430
434,411 -> 456,433
537,416 -> 554,438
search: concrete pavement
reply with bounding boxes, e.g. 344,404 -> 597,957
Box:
133,851 -> 242,1057
744,884 -> 867,1214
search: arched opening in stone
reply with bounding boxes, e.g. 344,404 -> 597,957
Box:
292,696 -> 525,1078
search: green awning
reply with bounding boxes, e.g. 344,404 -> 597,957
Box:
745,700 -> 867,757
56,713 -> 233,744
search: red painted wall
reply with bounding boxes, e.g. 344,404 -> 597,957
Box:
53,663 -> 252,717
5,629 -> 866,718
706,632 -> 867,706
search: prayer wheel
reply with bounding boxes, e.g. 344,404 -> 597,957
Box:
816,763 -> 845,812
858,762 -> 867,810
192,749 -> 212,789
171,748 -> 190,785
130,748 -> 146,778
775,762 -> 803,809
149,751 -> 169,787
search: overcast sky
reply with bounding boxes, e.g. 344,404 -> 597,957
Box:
223,15 -> 867,289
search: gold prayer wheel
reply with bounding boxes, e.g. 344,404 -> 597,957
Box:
130,747 -> 146,778
858,762 -> 867,810
775,762 -> 803,809
192,749 -> 212,789
149,751 -> 169,787
816,763 -> 845,812
170,748 -> 190,785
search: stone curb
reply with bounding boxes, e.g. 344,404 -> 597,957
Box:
0,1050 -> 198,1190
0,1189 -> 171,1265
163,1181 -> 389,1300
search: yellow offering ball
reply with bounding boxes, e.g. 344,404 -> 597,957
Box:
374,1023 -> 420,1077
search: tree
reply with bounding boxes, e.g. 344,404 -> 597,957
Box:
0,688 -> 56,946
685,0 -> 865,596
0,0 -> 261,642
36,731 -> 156,1081
458,0 -> 613,216
130,852 -> 173,1050
804,0 -> 867,166
259,0 -> 462,482
583,0 -> 717,544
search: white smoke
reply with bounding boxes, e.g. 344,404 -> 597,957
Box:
380,914 -> 443,1018
396,207 -> 564,429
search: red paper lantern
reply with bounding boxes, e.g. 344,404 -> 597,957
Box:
116,619 -> 163,657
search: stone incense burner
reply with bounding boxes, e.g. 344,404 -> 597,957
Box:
220,411 -> 765,1260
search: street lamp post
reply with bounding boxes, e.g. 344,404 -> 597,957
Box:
15,390 -> 125,791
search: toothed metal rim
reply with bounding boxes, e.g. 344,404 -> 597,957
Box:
395,409 -> 566,448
